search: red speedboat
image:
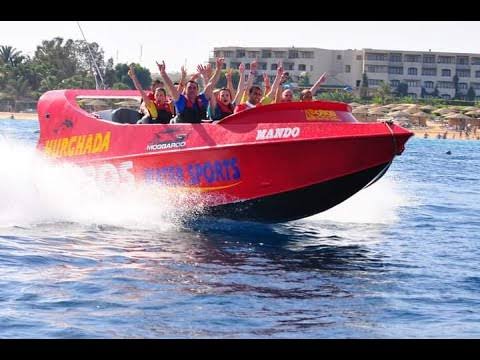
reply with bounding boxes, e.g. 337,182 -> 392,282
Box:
36,89 -> 413,223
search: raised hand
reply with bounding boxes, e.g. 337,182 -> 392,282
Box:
226,68 -> 233,81
156,60 -> 166,74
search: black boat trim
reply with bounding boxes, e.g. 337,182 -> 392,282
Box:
204,162 -> 392,223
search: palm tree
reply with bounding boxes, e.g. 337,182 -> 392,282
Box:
0,45 -> 25,67
5,76 -> 31,111
375,81 -> 392,104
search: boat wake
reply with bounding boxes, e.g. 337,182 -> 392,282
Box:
306,175 -> 409,224
0,138 -> 203,230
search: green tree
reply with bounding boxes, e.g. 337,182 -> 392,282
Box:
374,81 -> 392,104
215,69 -> 241,90
0,45 -> 25,67
115,63 -> 152,89
466,86 -> 476,101
360,72 -> 369,99
453,74 -> 459,99
298,71 -> 310,87
396,82 -> 408,97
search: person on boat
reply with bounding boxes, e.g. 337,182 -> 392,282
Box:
128,65 -> 173,124
157,58 -> 224,124
234,63 -> 284,113
208,64 -> 246,121
299,72 -> 327,101
128,64 -> 158,124
276,88 -> 294,103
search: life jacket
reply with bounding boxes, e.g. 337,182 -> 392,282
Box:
176,95 -> 206,124
145,100 -> 158,120
212,100 -> 234,120
234,101 -> 259,114
152,101 -> 174,124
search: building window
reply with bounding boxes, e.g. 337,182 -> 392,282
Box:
438,81 -> 454,89
236,50 -> 245,58
345,65 -> 351,73
422,68 -> 437,76
224,51 -> 233,58
390,80 -> 400,87
424,81 -> 434,88
356,55 -> 363,60
298,64 -> 306,71
405,54 -> 421,62
438,56 -> 454,64
261,50 -> 272,58
389,53 -> 402,62
273,51 -> 286,58
475,71 -> 480,78
271,63 -> 278,71
368,79 -> 383,86
300,51 -> 314,58
471,82 -> 480,90
284,62 -> 294,70
406,80 -> 420,87
423,54 -> 436,63
366,53 -> 387,61
288,50 -> 299,59
258,62 -> 267,70
457,56 -> 469,65
459,82 -> 468,90
336,54 -> 342,60
471,57 -> 480,65
457,69 -> 471,77
388,66 -> 403,75
247,51 -> 259,58
408,67 -> 418,75
442,69 -> 451,77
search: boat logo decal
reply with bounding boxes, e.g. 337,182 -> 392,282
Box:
256,127 -> 300,140
304,109 -> 339,121
53,119 -> 74,134
44,131 -> 111,158
144,157 -> 241,190
146,128 -> 189,151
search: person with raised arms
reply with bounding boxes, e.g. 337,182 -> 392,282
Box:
158,58 -> 224,123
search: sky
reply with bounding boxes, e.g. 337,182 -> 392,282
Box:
1,21 -> 479,75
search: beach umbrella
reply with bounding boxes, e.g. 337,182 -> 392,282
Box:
420,105 -> 434,111
434,108 -> 454,115
352,108 -> 368,114
388,110 -> 410,118
445,113 -> 471,120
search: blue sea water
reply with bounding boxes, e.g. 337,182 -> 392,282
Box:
0,118 -> 479,339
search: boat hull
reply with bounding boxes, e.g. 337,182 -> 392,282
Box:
204,161 -> 391,223
36,90 -> 413,223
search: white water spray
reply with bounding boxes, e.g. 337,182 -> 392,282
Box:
0,138 -> 203,229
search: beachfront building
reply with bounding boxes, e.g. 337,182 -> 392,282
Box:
210,47 -> 480,100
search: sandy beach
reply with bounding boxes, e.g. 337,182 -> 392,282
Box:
0,111 -> 38,120
410,121 -> 480,141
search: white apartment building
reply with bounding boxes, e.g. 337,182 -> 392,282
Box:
210,46 -> 480,100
